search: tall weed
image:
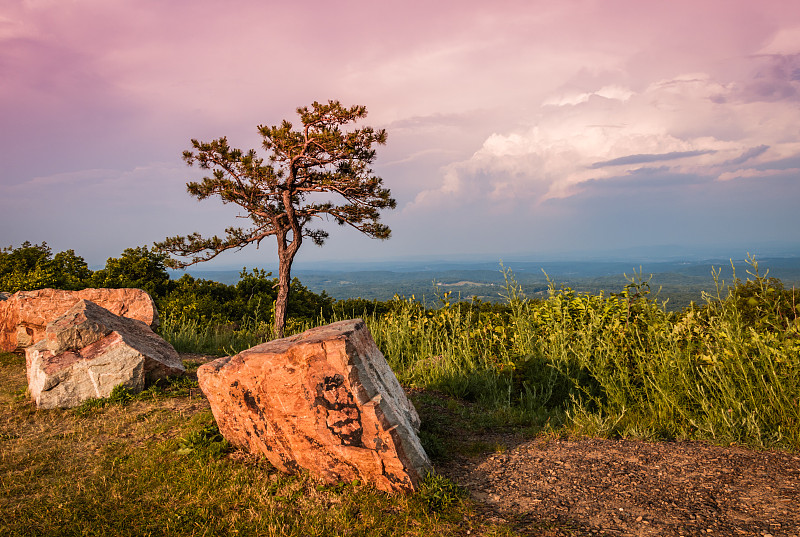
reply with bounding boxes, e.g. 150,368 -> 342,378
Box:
160,258 -> 800,449
365,260 -> 799,448
158,314 -> 313,356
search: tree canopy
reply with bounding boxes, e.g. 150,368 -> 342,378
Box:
91,246 -> 171,297
156,101 -> 395,337
0,242 -> 91,292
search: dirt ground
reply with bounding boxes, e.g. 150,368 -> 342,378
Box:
439,434 -> 800,537
184,355 -> 800,537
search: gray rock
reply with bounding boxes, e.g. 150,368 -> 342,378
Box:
26,300 -> 184,409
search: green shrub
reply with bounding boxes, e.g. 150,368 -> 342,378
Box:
0,242 -> 92,292
177,421 -> 232,459
72,384 -> 136,417
415,472 -> 466,512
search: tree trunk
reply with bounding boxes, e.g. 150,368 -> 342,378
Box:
272,188 -> 303,339
273,252 -> 292,339
273,220 -> 301,339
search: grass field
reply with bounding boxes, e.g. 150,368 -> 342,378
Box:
0,352 -> 520,537
161,262 -> 800,451
2,261 -> 798,535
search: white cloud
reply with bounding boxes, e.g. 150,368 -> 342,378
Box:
543,85 -> 634,107
408,70 -> 800,211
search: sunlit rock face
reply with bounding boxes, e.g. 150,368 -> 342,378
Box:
26,299 -> 183,409
0,288 -> 159,352
197,319 -> 431,493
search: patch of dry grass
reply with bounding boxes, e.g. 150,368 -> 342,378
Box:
0,352 -> 507,537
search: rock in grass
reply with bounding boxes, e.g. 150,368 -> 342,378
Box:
26,300 -> 184,409
0,288 -> 159,352
197,319 -> 432,493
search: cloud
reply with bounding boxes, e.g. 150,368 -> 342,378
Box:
543,85 -> 634,107
721,145 -> 770,166
576,167 -> 713,192
3,0 -> 800,263
738,54 -> 800,103
717,167 -> 800,182
381,148 -> 463,168
590,150 -> 717,169
408,65 -> 800,210
386,112 -> 480,131
758,26 -> 800,55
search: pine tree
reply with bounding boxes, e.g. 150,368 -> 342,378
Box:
156,101 -> 395,337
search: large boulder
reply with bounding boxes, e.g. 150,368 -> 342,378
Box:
197,319 -> 431,493
0,288 -> 159,352
26,299 -> 184,409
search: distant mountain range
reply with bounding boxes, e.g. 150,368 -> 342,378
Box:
170,255 -> 800,311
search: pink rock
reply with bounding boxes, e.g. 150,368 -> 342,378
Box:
0,288 -> 158,352
197,319 -> 431,493
26,299 -> 184,409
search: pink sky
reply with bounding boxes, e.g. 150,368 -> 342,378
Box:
2,0 -> 800,267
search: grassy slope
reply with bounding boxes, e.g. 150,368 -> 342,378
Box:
0,352 -> 517,537
4,262 -> 798,535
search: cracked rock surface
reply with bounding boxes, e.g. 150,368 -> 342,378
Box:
197,319 -> 431,493
1,287 -> 159,352
26,299 -> 183,409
